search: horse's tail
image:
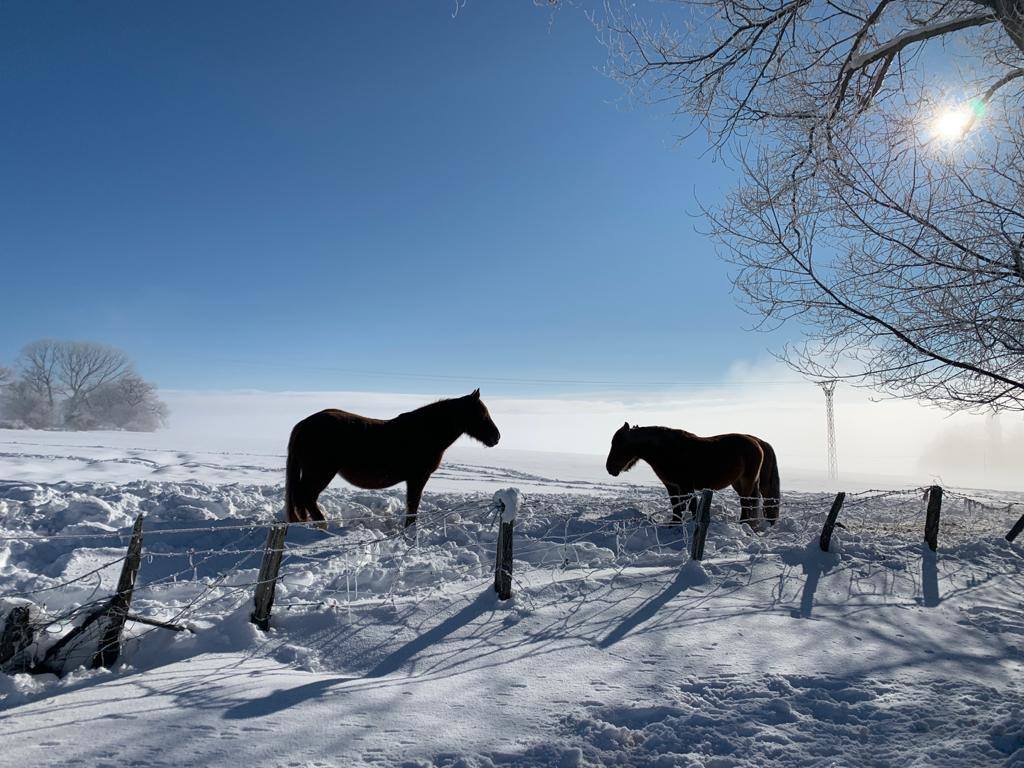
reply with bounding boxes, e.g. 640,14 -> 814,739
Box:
759,439 -> 781,522
284,425 -> 302,523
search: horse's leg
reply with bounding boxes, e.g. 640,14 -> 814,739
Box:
667,483 -> 692,528
666,483 -> 688,524
733,476 -> 761,532
299,462 -> 335,528
404,476 -> 427,528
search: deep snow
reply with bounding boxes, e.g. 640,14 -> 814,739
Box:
1,431 -> 1023,767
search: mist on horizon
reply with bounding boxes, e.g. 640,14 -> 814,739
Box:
150,374 -> 1023,493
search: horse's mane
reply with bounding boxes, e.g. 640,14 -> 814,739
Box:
632,425 -> 695,440
395,395 -> 466,422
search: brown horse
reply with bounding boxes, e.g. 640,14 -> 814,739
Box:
605,423 -> 780,528
285,389 -> 500,527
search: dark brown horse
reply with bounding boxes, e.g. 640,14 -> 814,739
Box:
285,390 -> 500,527
605,423 -> 780,528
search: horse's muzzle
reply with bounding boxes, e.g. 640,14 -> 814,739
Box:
485,429 -> 501,448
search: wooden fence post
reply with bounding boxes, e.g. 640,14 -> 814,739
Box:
493,489 -> 521,601
819,492 -> 846,552
93,513 -> 145,669
925,485 -> 943,552
39,514 -> 145,675
690,489 -> 713,561
1006,509 -> 1024,543
251,523 -> 288,631
0,605 -> 39,673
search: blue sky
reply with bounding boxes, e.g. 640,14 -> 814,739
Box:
0,1 -> 783,395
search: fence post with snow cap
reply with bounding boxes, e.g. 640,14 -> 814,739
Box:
819,492 -> 846,552
251,523 -> 288,631
690,489 -> 713,561
493,488 -> 520,600
925,486 -> 943,552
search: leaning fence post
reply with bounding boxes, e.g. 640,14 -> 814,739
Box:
819,492 -> 846,552
251,523 -> 288,630
924,485 -> 943,552
1006,508 -> 1024,543
690,489 -> 713,561
39,514 -> 145,675
93,513 -> 145,669
493,488 -> 521,600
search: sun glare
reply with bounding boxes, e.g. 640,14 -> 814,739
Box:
932,108 -> 971,140
930,99 -> 985,142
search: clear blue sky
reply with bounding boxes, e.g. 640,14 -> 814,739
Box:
0,1 -> 783,395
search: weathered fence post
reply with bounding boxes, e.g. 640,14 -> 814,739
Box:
690,489 -> 713,561
493,488 -> 521,600
251,523 -> 288,630
40,514 -> 145,675
924,485 -> 943,552
0,604 -> 39,673
819,492 -> 846,552
94,513 -> 145,668
1006,508 -> 1024,543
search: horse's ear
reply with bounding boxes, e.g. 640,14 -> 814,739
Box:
622,421 -> 630,431
471,388 -> 481,399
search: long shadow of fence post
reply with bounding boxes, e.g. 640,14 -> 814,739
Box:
599,567 -> 699,649
366,590 -> 497,679
797,559 -> 825,619
922,548 -> 940,607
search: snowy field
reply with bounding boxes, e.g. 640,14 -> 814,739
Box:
1,429 -> 1023,767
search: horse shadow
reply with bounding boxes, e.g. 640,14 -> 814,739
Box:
223,677 -> 342,720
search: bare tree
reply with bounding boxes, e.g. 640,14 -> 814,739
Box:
0,340 -> 166,431
88,374 -> 169,431
0,379 -> 55,429
19,339 -> 62,410
54,341 -> 132,425
599,1 -> 1024,410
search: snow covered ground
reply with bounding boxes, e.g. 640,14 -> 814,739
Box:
1,429 -> 1023,767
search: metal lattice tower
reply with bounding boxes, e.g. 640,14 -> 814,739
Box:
818,380 -> 838,481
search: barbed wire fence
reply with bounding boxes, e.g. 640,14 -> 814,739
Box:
1,483 -> 1022,679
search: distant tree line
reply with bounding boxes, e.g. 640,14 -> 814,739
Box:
0,340 -> 168,431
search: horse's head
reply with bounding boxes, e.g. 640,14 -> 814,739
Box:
606,421 -> 639,476
461,389 -> 501,447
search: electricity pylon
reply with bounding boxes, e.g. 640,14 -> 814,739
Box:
818,380 -> 838,482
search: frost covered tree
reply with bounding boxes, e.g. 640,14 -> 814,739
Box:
597,1 -> 1024,410
0,340 -> 167,431
53,341 -> 132,427
19,339 -> 61,412
86,374 -> 169,432
0,378 -> 55,429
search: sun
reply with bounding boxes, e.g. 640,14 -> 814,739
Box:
931,107 -> 972,141
930,99 -> 986,142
